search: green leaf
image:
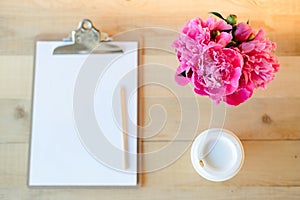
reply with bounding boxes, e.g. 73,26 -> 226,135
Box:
209,12 -> 226,20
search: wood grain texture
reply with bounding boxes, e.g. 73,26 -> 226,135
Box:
143,97 -> 300,140
142,55 -> 300,98
1,0 -> 300,199
1,187 -> 300,200
0,142 -> 300,200
0,0 -> 300,55
0,56 -> 33,99
142,141 -> 300,187
1,97 -> 300,143
0,99 -> 30,144
0,55 -> 299,99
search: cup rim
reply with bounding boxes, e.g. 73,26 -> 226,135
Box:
190,128 -> 244,182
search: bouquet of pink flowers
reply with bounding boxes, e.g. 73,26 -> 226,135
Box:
173,12 -> 280,106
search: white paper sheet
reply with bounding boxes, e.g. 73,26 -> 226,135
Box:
29,41 -> 138,186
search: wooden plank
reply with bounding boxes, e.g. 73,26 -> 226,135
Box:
0,0 -> 300,55
142,97 -> 300,140
0,99 -> 30,144
0,56 -> 299,99
0,141 -> 300,189
1,0 -> 300,199
0,56 -> 33,99
142,141 -> 300,187
142,55 -> 300,98
1,187 -> 300,200
1,97 -> 300,143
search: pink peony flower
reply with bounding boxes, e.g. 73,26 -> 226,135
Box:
173,34 -> 205,85
216,32 -> 232,47
234,22 -> 254,42
173,17 -> 233,85
238,29 -> 280,88
224,79 -> 254,106
181,18 -> 210,43
192,45 -> 243,104
203,16 -> 232,32
173,13 -> 280,106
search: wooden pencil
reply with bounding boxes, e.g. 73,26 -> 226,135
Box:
121,87 -> 128,169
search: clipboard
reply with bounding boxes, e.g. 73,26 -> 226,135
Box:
29,19 -> 139,186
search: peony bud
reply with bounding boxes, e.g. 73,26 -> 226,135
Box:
226,14 -> 237,25
234,22 -> 254,42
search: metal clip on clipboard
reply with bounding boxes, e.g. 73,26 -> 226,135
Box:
53,19 -> 123,54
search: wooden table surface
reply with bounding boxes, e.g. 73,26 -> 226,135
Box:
1,0 -> 300,199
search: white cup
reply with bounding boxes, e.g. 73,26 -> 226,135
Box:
191,128 -> 244,182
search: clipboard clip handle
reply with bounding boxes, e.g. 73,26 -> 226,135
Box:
53,19 -> 123,54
